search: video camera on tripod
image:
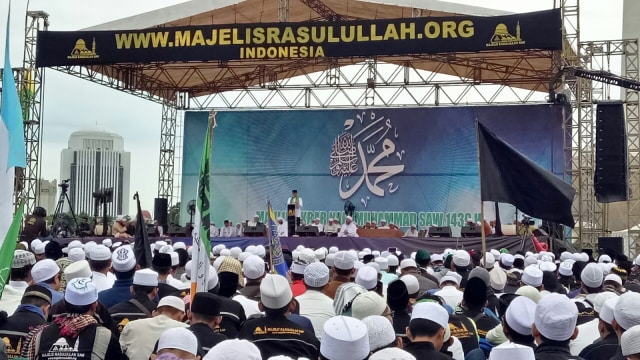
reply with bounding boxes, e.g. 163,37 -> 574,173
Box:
52,179 -> 79,238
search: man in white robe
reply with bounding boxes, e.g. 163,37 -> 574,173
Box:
404,224 -> 419,237
277,217 -> 288,237
338,216 -> 359,237
378,219 -> 390,229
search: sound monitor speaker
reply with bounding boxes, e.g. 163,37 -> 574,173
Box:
154,198 -> 168,229
244,224 -> 266,237
428,226 -> 452,237
595,102 -> 628,203
598,236 -> 624,257
461,225 -> 482,237
295,225 -> 319,237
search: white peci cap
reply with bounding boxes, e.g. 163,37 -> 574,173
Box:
304,262 -> 330,288
400,258 -> 417,270
31,259 -> 60,283
411,302 -> 449,330
203,339 -> 261,360
65,277 -> 98,306
400,275 -> 420,295
111,246 -> 136,272
489,343 -> 535,360
581,263 -> 604,288
521,265 -> 543,287
243,255 -> 265,280
355,266 -> 378,290
333,251 -> 356,270
621,325 -> 640,356
600,296 -> 619,325
260,274 -> 293,309
369,348 -> 416,360
158,295 -> 185,312
534,293 -> 578,341
157,327 -> 198,356
64,260 -> 92,281
321,316 -> 370,360
133,268 -> 159,287
68,248 -> 86,263
453,250 -> 471,267
505,296 -> 536,335
89,245 -> 111,261
362,315 -> 396,352
614,292 -> 640,331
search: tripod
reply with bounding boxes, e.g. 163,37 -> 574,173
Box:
52,181 -> 80,237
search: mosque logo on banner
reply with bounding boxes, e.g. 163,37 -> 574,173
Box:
329,110 -> 405,208
68,38 -> 100,60
486,21 -> 525,47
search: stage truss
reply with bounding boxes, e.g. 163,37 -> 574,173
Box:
10,0 -> 640,255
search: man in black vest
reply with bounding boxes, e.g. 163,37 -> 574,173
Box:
187,292 -> 227,356
238,274 -> 319,359
0,285 -> 51,358
23,277 -> 126,360
153,253 -> 180,299
109,268 -> 158,335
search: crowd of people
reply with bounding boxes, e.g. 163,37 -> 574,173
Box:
1,236 -> 640,360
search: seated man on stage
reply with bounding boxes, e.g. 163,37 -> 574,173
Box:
277,217 -> 288,237
112,215 -> 133,238
77,216 -> 92,236
325,218 -> 339,236
220,220 -> 235,237
404,224 -> 419,237
370,221 -> 378,229
338,216 -> 359,237
378,219 -> 390,229
312,218 -> 324,234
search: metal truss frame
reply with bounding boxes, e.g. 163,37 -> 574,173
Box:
14,11 -> 48,215
157,100 -> 178,204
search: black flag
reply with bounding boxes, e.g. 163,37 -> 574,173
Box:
133,192 -> 152,268
478,122 -> 576,228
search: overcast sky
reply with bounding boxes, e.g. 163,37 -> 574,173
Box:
0,0 -> 627,217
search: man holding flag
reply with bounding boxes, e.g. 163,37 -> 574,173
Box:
0,1 -> 27,300
191,110 -> 214,294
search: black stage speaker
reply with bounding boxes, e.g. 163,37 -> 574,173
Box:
595,102 -> 628,203
598,236 -> 624,257
461,225 -> 482,237
295,225 -> 319,237
428,226 -> 452,237
244,224 -> 266,237
154,198 -> 168,230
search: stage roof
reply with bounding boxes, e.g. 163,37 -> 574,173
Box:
64,0 -> 564,101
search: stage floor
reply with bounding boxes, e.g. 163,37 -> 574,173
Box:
55,235 -> 574,255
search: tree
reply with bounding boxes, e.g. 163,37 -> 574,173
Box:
168,202 -> 180,226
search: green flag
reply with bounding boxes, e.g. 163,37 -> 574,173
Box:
0,201 -> 23,300
190,111 -> 214,294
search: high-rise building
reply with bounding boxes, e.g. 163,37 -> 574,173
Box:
60,128 -> 131,217
37,179 -> 58,215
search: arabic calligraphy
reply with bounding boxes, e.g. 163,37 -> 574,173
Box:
329,110 -> 406,207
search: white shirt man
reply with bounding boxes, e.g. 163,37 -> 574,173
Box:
324,219 -> 339,235
220,221 -> 235,237
209,223 -> 219,237
378,220 -> 390,229
277,217 -> 288,237
287,190 -> 303,218
434,275 -> 464,308
338,216 -> 359,237
313,218 -> 324,233
404,225 -> 419,237
247,215 -> 260,227
235,223 -> 243,237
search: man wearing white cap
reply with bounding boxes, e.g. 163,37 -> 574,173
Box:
451,250 -> 471,290
277,217 -> 288,237
578,295 -> 619,360
109,268 -> 159,335
404,224 -> 419,237
404,302 -> 453,359
296,262 -> 335,340
88,244 -> 115,293
98,245 -> 138,308
400,258 -> 438,293
312,218 -> 324,233
338,216 -> 359,237
532,293 -> 580,359
24,277 -> 126,359
0,250 -> 37,315
500,296 -> 537,349
621,324 -> 640,360
204,339 -> 262,360
31,258 -> 63,304
609,292 -> 640,360
238,274 -> 320,359
233,255 -> 266,317
120,295 -> 188,360
434,273 -> 464,308
325,218 -> 339,235
324,251 -> 357,299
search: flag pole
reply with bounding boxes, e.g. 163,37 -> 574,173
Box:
267,199 -> 276,274
475,119 -> 487,267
